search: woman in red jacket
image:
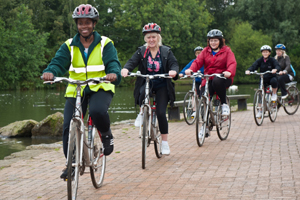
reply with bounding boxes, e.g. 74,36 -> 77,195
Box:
185,29 -> 236,116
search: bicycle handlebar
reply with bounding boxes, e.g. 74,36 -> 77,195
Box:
248,71 -> 273,75
181,71 -> 226,79
127,71 -> 172,79
41,76 -> 109,85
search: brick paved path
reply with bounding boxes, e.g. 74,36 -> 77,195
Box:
0,109 -> 300,199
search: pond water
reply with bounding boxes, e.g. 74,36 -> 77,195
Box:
0,82 -> 278,159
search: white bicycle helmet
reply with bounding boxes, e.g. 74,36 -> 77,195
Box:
260,45 -> 272,52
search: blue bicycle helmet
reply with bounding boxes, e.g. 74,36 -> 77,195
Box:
194,46 -> 203,52
275,44 -> 286,50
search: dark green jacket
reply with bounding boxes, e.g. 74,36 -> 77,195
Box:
43,31 -> 122,85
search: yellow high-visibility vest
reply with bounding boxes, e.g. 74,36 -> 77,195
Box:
64,36 -> 115,97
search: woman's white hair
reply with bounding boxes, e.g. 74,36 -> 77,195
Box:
143,32 -> 162,47
275,50 -> 287,60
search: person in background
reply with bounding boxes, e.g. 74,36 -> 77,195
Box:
275,44 -> 295,99
185,29 -> 236,117
121,23 -> 179,155
245,45 -> 281,118
179,46 -> 204,118
42,4 -> 121,179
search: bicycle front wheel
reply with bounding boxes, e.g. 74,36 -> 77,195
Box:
183,91 -> 197,125
196,98 -> 207,147
267,94 -> 277,122
284,86 -> 300,115
152,115 -> 162,158
216,97 -> 231,140
142,106 -> 149,169
90,126 -> 106,188
67,121 -> 80,200
253,90 -> 264,126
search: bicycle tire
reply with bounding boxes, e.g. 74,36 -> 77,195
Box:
267,94 -> 277,122
284,86 -> 300,115
153,115 -> 162,158
253,90 -> 264,126
67,121 -> 80,200
183,91 -> 197,125
142,106 -> 149,169
196,98 -> 207,147
216,97 -> 231,140
90,126 -> 106,188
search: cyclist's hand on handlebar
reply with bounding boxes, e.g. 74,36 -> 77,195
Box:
245,70 -> 250,75
42,72 -> 54,81
106,73 -> 117,82
121,68 -> 129,77
179,74 -> 184,77
185,69 -> 193,75
279,70 -> 285,75
223,71 -> 231,78
271,69 -> 277,74
169,70 -> 177,78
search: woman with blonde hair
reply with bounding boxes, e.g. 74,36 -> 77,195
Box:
121,23 -> 179,155
275,44 -> 295,99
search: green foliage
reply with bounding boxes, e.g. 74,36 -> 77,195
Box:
229,21 -> 272,84
0,5 -> 49,89
114,0 -> 213,68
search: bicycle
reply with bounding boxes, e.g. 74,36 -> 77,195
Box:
43,77 -> 107,200
277,81 -> 300,115
127,71 -> 172,169
195,72 -> 231,147
180,74 -> 200,125
249,71 -> 278,126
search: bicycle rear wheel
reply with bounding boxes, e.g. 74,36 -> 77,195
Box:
142,106 -> 149,169
267,94 -> 277,122
90,126 -> 106,188
253,90 -> 264,126
67,121 -> 80,200
196,98 -> 207,147
216,97 -> 231,140
183,91 -> 197,125
284,86 -> 300,115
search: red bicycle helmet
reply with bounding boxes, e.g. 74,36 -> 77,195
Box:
142,23 -> 161,34
72,4 -> 99,22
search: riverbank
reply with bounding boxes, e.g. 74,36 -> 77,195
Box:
0,119 -> 136,169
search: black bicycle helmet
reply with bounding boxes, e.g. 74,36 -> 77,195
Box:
275,44 -> 286,50
260,45 -> 272,52
72,4 -> 99,22
142,23 -> 161,34
207,29 -> 223,38
194,46 -> 203,52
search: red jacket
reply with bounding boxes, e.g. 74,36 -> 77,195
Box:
190,46 -> 237,87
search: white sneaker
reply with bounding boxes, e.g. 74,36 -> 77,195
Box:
161,141 -> 170,155
134,113 -> 143,127
221,104 -> 230,116
191,111 -> 196,118
256,111 -> 262,118
281,94 -> 288,99
271,94 -> 277,101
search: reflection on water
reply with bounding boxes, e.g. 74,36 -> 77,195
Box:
0,136 -> 61,160
1,82 -> 296,159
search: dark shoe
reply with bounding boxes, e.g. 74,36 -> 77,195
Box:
103,134 -> 114,155
60,167 -> 74,180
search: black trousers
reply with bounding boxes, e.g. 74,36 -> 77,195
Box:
139,85 -> 169,134
278,74 -> 292,96
201,77 -> 232,104
62,89 -> 113,158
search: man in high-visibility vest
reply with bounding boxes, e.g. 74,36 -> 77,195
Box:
42,4 -> 121,179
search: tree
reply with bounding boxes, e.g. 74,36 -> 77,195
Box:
114,0 -> 213,68
228,21 -> 272,83
0,4 -> 49,89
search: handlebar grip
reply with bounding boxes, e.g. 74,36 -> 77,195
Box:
40,75 -> 55,81
164,73 -> 169,76
128,72 -> 131,75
